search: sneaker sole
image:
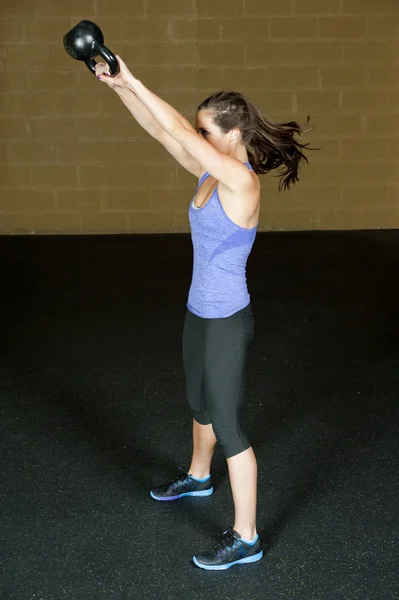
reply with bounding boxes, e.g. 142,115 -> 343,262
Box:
150,487 -> 214,501
192,550 -> 263,570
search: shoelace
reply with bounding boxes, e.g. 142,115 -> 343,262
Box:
168,471 -> 190,489
214,528 -> 239,557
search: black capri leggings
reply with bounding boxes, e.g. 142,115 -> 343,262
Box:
182,303 -> 254,459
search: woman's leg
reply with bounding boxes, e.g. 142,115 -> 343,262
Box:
183,310 -> 216,478
205,304 -> 257,538
188,418 -> 217,479
227,446 -> 258,540
191,306 -> 262,569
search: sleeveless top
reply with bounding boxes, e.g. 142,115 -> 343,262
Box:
187,162 -> 258,319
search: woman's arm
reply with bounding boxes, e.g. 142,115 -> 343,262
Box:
96,60 -> 202,177
117,87 -> 202,177
116,87 -> 163,138
123,64 -> 255,191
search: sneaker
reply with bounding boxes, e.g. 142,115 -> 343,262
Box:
150,471 -> 213,502
193,526 -> 263,570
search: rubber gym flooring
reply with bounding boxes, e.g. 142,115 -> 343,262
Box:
1,230 -> 398,600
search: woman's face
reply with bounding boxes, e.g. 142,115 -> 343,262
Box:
195,110 -> 237,154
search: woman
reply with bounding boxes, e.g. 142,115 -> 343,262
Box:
96,56 -> 310,571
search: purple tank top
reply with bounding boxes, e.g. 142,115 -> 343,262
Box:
187,162 -> 258,319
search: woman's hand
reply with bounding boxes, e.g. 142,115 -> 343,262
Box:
95,55 -> 137,91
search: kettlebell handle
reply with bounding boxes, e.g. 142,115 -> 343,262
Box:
86,42 -> 119,76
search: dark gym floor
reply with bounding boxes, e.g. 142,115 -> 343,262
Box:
1,230 -> 398,600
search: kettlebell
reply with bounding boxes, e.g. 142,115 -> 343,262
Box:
63,20 -> 119,76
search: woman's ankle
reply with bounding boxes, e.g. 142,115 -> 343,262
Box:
234,525 -> 257,541
188,468 -> 211,480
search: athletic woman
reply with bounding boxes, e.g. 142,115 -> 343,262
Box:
96,56 -> 310,571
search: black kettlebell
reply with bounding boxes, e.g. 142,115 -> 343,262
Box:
63,20 -> 119,76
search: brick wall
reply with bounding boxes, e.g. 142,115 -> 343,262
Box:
0,0 -> 398,234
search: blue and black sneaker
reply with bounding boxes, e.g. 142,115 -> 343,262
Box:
150,471 -> 213,502
193,526 -> 263,570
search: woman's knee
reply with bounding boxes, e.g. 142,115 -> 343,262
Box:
192,410 -> 212,426
213,427 -> 251,459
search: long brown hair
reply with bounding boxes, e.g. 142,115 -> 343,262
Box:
198,90 -> 313,191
